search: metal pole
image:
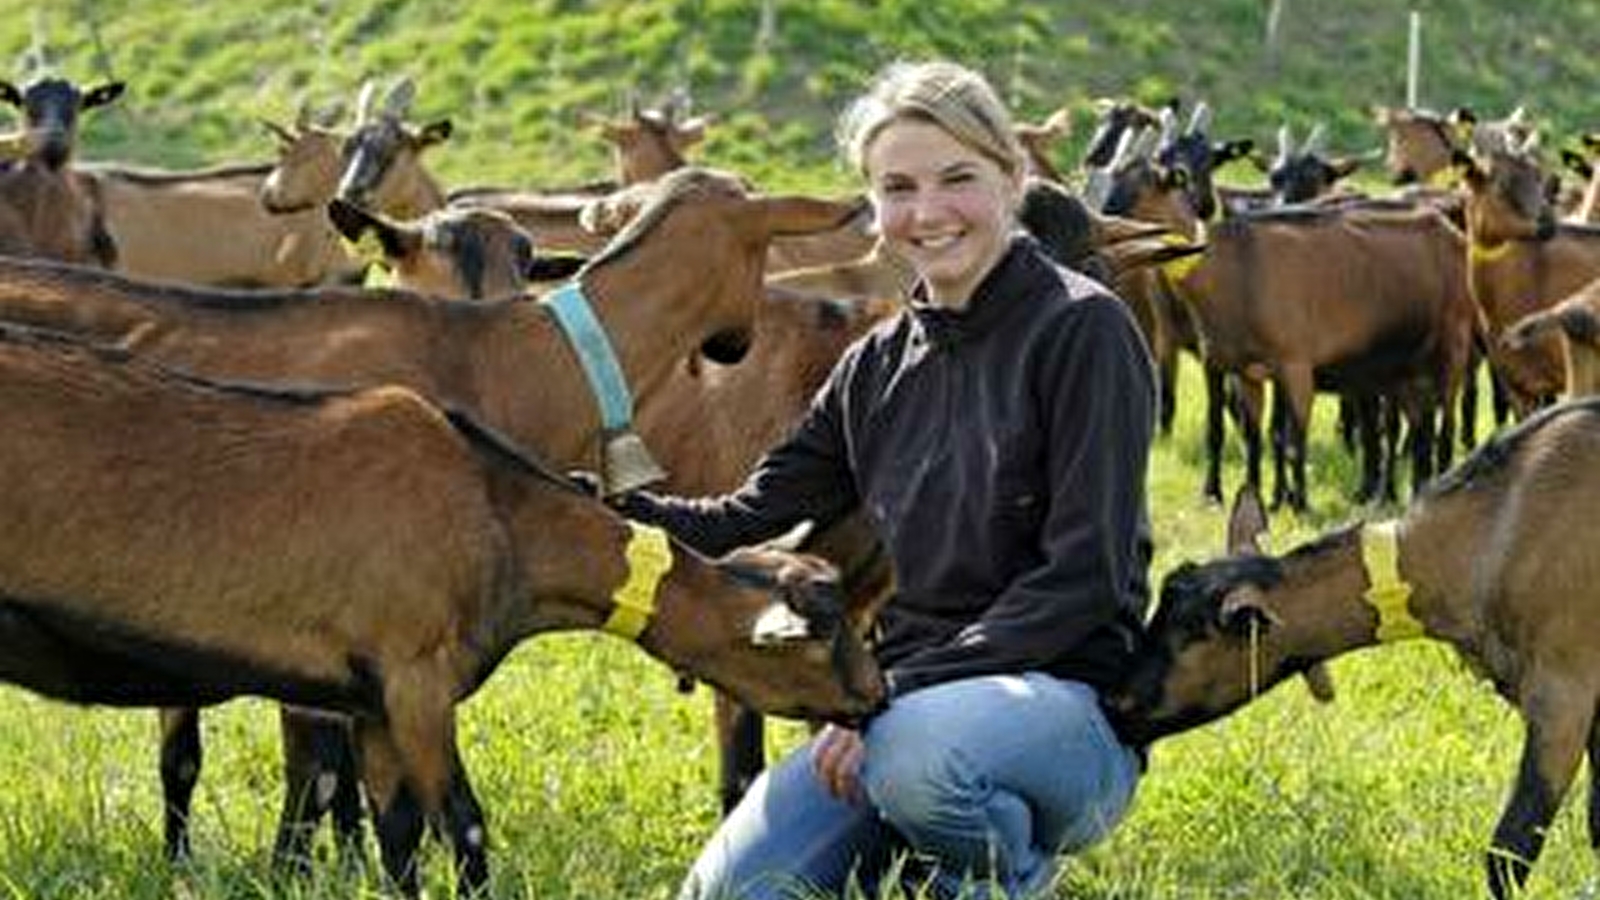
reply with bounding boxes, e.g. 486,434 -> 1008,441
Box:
1406,10 -> 1421,109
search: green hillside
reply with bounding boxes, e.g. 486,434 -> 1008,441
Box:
1,0 -> 1597,193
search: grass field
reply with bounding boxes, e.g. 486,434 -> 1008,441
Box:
0,357 -> 1593,900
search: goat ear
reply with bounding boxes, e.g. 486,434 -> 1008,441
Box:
524,253 -> 587,282
259,118 -> 294,144
1214,139 -> 1255,165
1301,662 -> 1337,703
1560,149 -> 1593,181
1330,156 -> 1364,179
0,81 -> 21,107
80,82 -> 125,110
1043,106 -> 1073,135
1451,149 -> 1484,186
418,119 -> 453,147
750,601 -> 815,646
761,194 -> 869,237
329,199 -> 414,261
1226,486 -> 1269,555
674,115 -> 710,146
1218,589 -> 1280,635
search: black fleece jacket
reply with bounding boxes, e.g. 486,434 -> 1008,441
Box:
621,234 -> 1156,701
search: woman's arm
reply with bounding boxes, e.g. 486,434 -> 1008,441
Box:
617,345 -> 867,557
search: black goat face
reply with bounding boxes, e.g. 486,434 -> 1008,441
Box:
1,77 -> 123,169
1112,556 -> 1288,744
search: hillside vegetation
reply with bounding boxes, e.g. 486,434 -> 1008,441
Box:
2,5 -> 1600,898
1,0 -> 1597,192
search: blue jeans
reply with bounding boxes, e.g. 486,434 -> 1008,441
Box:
679,674 -> 1141,900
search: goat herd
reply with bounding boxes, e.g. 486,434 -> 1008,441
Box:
1,70 -> 1598,899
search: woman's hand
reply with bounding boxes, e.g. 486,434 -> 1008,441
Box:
810,724 -> 867,804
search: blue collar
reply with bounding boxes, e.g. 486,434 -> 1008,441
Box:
540,282 -> 634,431
539,282 -> 666,493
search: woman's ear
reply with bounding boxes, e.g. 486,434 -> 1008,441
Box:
1004,165 -> 1028,210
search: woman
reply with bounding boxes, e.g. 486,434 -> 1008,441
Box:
622,60 -> 1155,900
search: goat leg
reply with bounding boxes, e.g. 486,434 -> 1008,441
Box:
1277,365 -> 1315,513
1201,363 -> 1229,503
1590,714 -> 1600,861
441,749 -> 490,895
715,692 -> 766,815
271,705 -> 365,875
157,707 -> 202,862
358,719 -> 428,897
1487,707 -> 1585,899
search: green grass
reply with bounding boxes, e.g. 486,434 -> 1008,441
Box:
3,2 -> 1599,895
0,359 -> 1592,899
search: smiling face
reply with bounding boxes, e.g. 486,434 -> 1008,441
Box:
863,118 -> 1022,309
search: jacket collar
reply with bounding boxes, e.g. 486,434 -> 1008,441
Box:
909,233 -> 1045,346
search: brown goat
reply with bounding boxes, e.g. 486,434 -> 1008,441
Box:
1457,128 -> 1600,414
577,93 -> 711,186
0,166 -> 861,862
1164,205 -> 1476,510
85,159 -> 365,287
1504,274 -> 1600,397
0,75 -> 122,267
326,198 -> 585,299
1372,105 -> 1468,186
0,323 -> 883,897
144,199 -> 570,864
332,78 -> 451,219
1116,396 -> 1600,898
258,106 -> 445,221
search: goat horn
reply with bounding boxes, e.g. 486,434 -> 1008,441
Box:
354,79 -> 378,125
1132,126 -> 1161,163
1276,124 -> 1294,161
1188,101 -> 1213,135
670,86 -> 692,121
1106,125 -> 1139,172
1158,107 -> 1177,146
383,77 -> 416,118
1303,123 -> 1327,155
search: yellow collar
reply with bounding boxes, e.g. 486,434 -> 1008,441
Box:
1360,521 -> 1424,642
604,524 -> 672,640
1427,166 -> 1461,189
1470,239 -> 1514,265
1159,221 -> 1207,285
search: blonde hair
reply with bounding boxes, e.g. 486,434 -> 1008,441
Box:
836,61 -> 1024,178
